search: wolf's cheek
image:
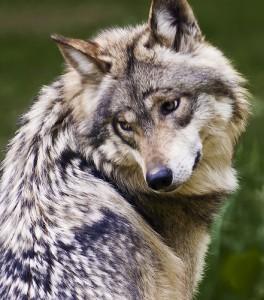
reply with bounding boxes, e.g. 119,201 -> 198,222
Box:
168,153 -> 201,189
130,149 -> 147,176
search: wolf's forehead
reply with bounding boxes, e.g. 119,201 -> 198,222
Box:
114,60 -> 234,102
96,26 -> 237,99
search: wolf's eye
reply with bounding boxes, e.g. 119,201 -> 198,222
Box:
160,99 -> 180,116
118,121 -> 133,132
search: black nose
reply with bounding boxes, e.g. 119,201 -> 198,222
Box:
146,167 -> 173,191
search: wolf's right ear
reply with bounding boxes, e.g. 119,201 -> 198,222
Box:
148,0 -> 203,52
51,34 -> 111,77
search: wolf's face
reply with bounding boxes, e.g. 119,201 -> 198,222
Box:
53,0 -> 249,194
82,60 -> 205,193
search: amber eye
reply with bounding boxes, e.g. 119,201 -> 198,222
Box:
160,99 -> 181,116
118,121 -> 133,132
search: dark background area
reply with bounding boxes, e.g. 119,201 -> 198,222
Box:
0,1 -> 263,299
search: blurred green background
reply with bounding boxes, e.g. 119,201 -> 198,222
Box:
0,0 -> 263,299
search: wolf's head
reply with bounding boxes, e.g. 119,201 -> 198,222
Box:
52,0 -> 249,195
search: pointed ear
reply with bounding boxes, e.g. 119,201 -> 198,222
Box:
51,34 -> 111,77
148,0 -> 203,52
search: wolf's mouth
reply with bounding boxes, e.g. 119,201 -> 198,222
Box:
193,151 -> 202,171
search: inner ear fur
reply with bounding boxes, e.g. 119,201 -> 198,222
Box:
148,0 -> 203,52
51,34 -> 111,76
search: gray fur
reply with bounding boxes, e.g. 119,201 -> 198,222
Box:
0,0 -> 249,299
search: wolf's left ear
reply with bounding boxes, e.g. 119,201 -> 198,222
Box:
148,0 -> 203,52
51,34 -> 111,77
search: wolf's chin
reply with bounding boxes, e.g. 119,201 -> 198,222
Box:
148,182 -> 183,194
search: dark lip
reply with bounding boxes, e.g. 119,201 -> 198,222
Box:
149,183 -> 181,194
193,151 -> 202,170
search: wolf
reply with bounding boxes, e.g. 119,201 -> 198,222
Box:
0,0 -> 250,299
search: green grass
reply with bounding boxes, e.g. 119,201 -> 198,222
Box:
0,1 -> 263,299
